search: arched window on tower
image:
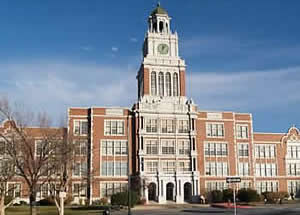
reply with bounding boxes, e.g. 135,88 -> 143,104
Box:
166,23 -> 169,33
151,72 -> 157,96
166,72 -> 171,96
159,21 -> 164,33
173,73 -> 179,96
153,22 -> 157,33
158,72 -> 164,96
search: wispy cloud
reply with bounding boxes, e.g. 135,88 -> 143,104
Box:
80,46 -> 93,51
112,46 -> 119,52
130,37 -> 138,43
188,66 -> 300,111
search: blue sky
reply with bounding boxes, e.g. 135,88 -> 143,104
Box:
0,0 -> 299,132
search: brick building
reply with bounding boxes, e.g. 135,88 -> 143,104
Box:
1,3 -> 300,204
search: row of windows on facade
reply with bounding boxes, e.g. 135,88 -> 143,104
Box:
150,71 -> 179,97
143,119 -> 193,134
286,162 -> 300,176
74,120 -> 126,136
141,158 -> 197,173
287,145 -> 300,159
143,160 -> 191,173
141,139 -> 195,155
72,120 -> 249,139
205,181 -> 279,194
35,183 -> 87,198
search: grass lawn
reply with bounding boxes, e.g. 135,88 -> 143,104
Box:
6,206 -> 104,215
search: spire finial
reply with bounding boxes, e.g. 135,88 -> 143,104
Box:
157,1 -> 160,7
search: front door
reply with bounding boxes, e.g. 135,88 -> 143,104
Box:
166,183 -> 174,201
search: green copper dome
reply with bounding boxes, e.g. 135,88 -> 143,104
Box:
151,3 -> 168,16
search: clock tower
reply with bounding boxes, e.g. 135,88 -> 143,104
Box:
137,3 -> 186,100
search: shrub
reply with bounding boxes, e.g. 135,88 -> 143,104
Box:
4,196 -> 14,205
223,189 -> 233,202
111,191 -> 138,207
37,197 -> 55,206
138,198 -> 147,205
262,192 -> 289,203
100,197 -> 108,205
237,188 -> 260,203
210,190 -> 223,203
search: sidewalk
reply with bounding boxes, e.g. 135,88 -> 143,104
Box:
133,203 -> 210,210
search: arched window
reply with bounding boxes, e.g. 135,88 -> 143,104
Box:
153,22 -> 157,33
158,72 -> 164,96
151,72 -> 157,96
159,21 -> 164,33
166,72 -> 171,96
173,73 -> 179,96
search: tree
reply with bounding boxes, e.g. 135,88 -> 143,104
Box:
0,152 -> 17,215
0,97 -> 66,215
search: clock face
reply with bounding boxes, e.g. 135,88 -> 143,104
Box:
157,43 -> 169,55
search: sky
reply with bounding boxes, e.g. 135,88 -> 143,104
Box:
0,0 -> 299,132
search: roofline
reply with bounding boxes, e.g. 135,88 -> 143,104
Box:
254,132 -> 285,135
68,106 -> 131,110
198,110 -> 252,115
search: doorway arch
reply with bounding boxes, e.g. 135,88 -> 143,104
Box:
184,182 -> 192,202
166,182 -> 174,201
148,182 -> 156,201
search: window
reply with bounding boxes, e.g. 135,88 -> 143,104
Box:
178,140 -> 190,155
166,72 -> 171,96
158,72 -> 164,96
256,181 -> 278,194
287,145 -> 300,158
161,140 -> 175,154
206,123 -> 224,137
115,161 -> 128,176
146,140 -> 158,155
73,183 -> 87,197
0,140 -> 6,156
35,140 -> 49,156
73,162 -> 87,177
74,120 -> 88,135
145,161 -> 158,173
105,120 -> 125,135
101,140 -> 113,155
255,144 -> 276,158
151,71 -> 157,96
178,120 -> 189,133
173,73 -> 179,96
162,161 -> 175,173
236,125 -> 248,139
288,180 -> 300,195
161,119 -> 175,133
205,162 -> 228,176
205,181 -> 228,192
238,143 -> 249,157
8,183 -> 21,198
101,183 -> 127,197
145,119 -> 157,133
178,161 -> 190,172
239,162 -> 249,176
74,140 -> 88,156
240,181 -> 252,189
101,161 -> 113,176
255,163 -> 277,177
204,143 -> 228,156
115,141 -> 128,155
287,162 -> 300,176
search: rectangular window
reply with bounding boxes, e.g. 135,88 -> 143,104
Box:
74,120 -> 88,136
255,144 -> 276,158
74,140 -> 88,156
287,145 -> 300,159
239,162 -> 249,176
205,162 -> 228,176
101,140 -> 127,156
162,161 -> 175,173
145,161 -> 158,173
178,161 -> 190,172
256,181 -> 278,194
287,162 -> 300,176
206,123 -> 224,137
255,163 -> 277,177
73,162 -> 87,177
205,181 -> 228,192
145,119 -> 158,133
161,119 -> 176,133
178,140 -> 190,155
178,120 -> 189,133
73,183 -> 87,197
236,125 -> 248,139
101,161 -> 113,176
288,180 -> 300,195
146,140 -> 158,155
104,120 -> 125,135
238,143 -> 249,157
101,183 -> 128,198
204,143 -> 228,156
161,140 -> 175,154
